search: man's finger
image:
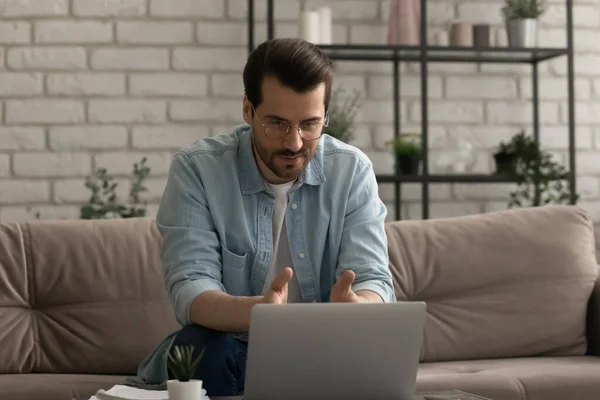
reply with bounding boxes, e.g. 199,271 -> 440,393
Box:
333,269 -> 355,298
340,269 -> 355,289
271,267 -> 293,291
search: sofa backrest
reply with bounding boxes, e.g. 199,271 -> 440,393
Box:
1,205 -> 598,374
385,205 -> 600,363
0,217 -> 179,375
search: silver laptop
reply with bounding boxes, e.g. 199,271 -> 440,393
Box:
243,301 -> 427,400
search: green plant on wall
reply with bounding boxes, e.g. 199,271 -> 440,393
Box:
503,0 -> 546,19
385,133 -> 422,175
385,134 -> 422,156
80,157 -> 150,219
493,131 -> 577,208
324,86 -> 363,143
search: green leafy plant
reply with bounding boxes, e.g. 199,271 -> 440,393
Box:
503,0 -> 546,19
167,345 -> 205,382
385,134 -> 422,156
80,157 -> 150,219
325,87 -> 363,143
385,134 -> 422,175
493,131 -> 577,208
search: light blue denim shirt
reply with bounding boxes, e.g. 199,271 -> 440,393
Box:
157,123 -> 395,327
127,124 -> 396,387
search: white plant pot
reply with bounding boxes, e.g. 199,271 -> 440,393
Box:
167,379 -> 204,400
505,18 -> 538,48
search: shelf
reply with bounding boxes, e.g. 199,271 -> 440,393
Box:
376,174 -> 516,183
249,0 -> 576,219
317,44 -> 567,64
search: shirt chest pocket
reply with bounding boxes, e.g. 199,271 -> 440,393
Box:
220,243 -> 252,296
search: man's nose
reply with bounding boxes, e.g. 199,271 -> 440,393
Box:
283,126 -> 303,152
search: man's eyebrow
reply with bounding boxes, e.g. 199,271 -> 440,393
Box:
263,114 -> 287,121
263,114 -> 323,122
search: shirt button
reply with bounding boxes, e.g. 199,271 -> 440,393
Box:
291,203 -> 297,210
298,252 -> 305,259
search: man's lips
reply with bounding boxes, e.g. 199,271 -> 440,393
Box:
278,154 -> 304,163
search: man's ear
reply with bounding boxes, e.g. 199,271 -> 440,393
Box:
242,95 -> 252,125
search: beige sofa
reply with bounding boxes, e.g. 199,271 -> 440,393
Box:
0,205 -> 599,400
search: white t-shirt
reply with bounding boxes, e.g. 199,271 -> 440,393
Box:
261,180 -> 303,303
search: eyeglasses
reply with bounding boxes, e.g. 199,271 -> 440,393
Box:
252,105 -> 329,141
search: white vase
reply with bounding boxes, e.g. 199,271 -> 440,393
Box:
387,0 -> 420,45
167,379 -> 204,400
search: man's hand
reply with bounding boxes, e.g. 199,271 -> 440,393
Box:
262,267 -> 293,304
331,269 -> 385,303
330,270 -> 361,303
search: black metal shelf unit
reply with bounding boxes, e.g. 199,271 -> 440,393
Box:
246,0 -> 576,220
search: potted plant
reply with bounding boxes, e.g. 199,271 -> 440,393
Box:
324,86 -> 363,144
502,0 -> 546,47
493,140 -> 517,175
493,130 -> 577,207
166,345 -> 205,400
385,134 -> 422,175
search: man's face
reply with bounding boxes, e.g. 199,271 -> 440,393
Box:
243,75 -> 326,184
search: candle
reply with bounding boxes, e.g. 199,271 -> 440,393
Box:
317,7 -> 332,44
434,31 -> 449,46
450,21 -> 473,46
299,10 -> 320,43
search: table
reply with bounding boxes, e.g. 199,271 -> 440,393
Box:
417,391 -> 492,399
213,390 -> 492,400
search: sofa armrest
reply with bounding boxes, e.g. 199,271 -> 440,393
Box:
588,270 -> 600,356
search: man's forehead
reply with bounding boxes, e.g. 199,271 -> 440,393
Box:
259,86 -> 325,114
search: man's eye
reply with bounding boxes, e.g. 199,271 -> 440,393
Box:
301,122 -> 318,129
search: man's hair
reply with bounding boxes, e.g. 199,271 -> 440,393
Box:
243,38 -> 335,112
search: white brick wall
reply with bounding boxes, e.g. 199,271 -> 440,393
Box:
0,0 -> 599,226
72,0 -> 147,17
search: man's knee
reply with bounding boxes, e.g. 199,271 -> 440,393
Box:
168,324 -> 247,396
170,324 -> 241,365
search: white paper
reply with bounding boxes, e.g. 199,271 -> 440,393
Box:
299,10 -> 320,43
317,7 -> 332,44
89,384 -> 209,400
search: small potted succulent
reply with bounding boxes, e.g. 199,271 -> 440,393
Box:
385,134 -> 422,175
166,345 -> 205,400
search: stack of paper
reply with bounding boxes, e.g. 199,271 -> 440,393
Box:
89,384 -> 209,400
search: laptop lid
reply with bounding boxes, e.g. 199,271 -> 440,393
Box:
243,301 -> 426,400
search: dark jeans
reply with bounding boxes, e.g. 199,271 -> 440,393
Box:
169,324 -> 248,397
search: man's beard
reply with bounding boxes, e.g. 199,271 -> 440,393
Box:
252,136 -> 310,180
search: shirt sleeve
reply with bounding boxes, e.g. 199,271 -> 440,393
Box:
337,159 -> 397,303
155,152 -> 225,326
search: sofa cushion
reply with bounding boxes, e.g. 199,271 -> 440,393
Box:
417,356 -> 600,400
0,373 -> 128,400
0,217 -> 180,375
385,205 -> 599,363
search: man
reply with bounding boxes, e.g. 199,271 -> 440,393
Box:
130,37 -> 395,397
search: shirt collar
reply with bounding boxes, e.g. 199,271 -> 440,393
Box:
236,124 -> 326,195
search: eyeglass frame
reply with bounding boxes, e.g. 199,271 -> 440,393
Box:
251,104 -> 329,141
